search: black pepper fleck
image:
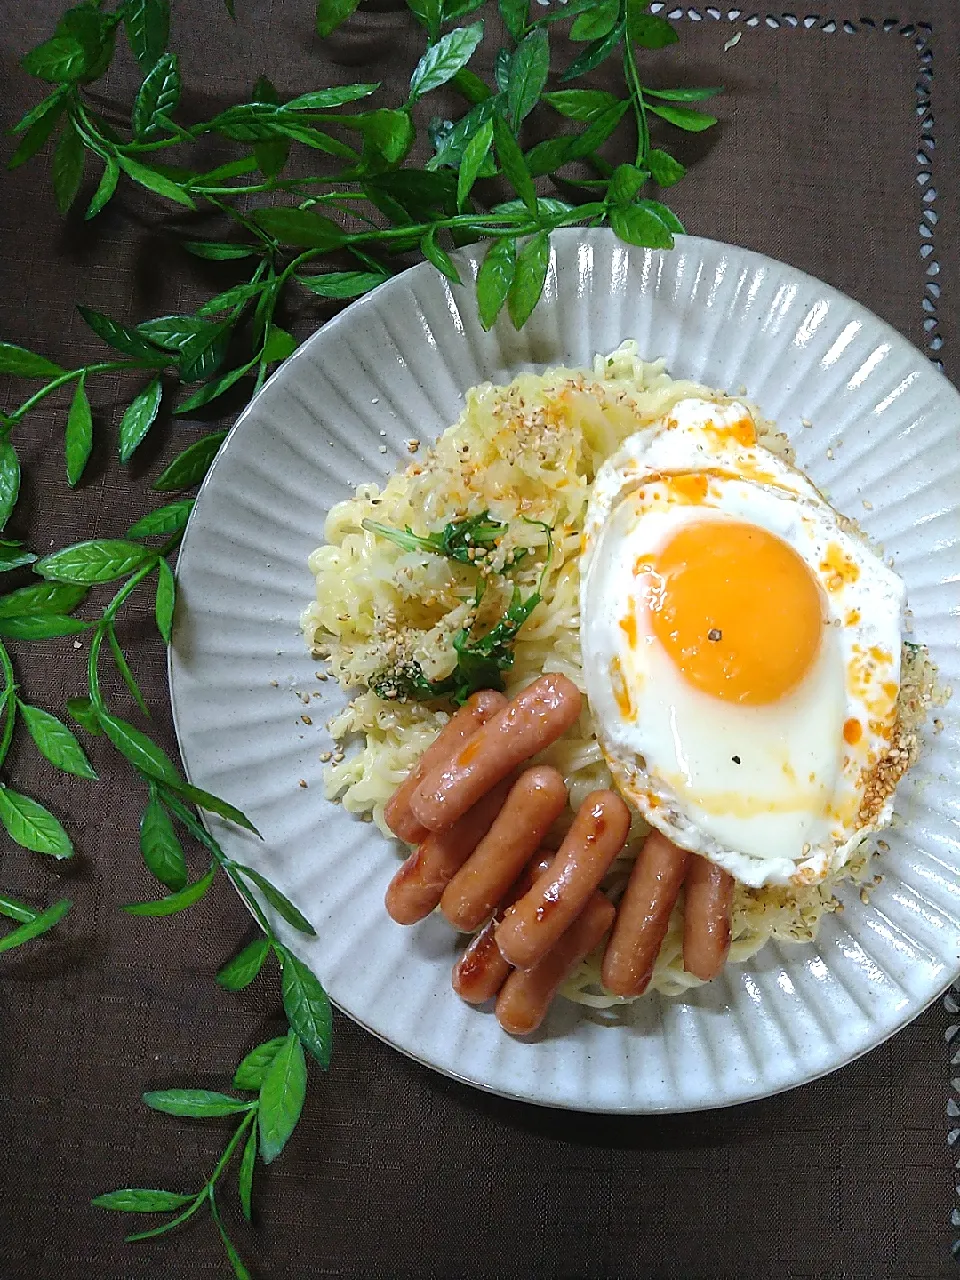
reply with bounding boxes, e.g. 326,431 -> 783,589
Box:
708,628 -> 722,642
732,755 -> 741,764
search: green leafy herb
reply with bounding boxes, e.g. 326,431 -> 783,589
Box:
362,509 -> 515,564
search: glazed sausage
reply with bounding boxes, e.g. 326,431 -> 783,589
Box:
495,891 -> 616,1036
440,766 -> 568,932
452,853 -> 553,1004
409,674 -> 582,833
682,855 -> 734,981
495,789 -> 631,971
384,690 -> 507,844
601,830 -> 690,998
384,778 -> 513,925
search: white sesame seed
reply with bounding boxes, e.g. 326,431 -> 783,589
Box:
862,499 -> 873,510
319,751 -> 332,762
378,445 -> 387,454
826,448 -> 834,459
801,418 -> 812,428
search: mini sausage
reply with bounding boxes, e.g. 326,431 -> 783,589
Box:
495,891 -> 616,1035
683,854 -> 734,981
440,766 -> 568,932
409,674 -> 582,833
384,778 -> 513,925
384,690 -> 507,845
601,830 -> 690,998
452,853 -> 553,1005
495,789 -> 631,971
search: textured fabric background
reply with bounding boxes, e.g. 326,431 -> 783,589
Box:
0,2 -> 956,1277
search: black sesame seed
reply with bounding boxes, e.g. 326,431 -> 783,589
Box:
732,755 -> 741,764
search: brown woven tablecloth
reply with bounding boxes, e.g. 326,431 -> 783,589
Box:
0,2 -> 957,1277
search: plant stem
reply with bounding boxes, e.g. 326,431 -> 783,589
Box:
623,47 -> 650,166
0,643 -> 17,771
7,362 -> 138,426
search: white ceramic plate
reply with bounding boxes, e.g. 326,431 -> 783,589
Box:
170,229 -> 960,1113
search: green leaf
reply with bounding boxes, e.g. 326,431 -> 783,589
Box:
181,241 -> 255,261
420,228 -> 461,285
175,363 -> 256,414
252,207 -> 348,250
0,788 -> 72,858
493,116 -> 536,215
561,21 -> 623,81
7,97 -> 67,171
137,314 -> 210,351
233,865 -> 316,934
91,1188 -> 193,1214
532,0 -> 602,24
218,939 -> 270,993
522,136 -> 574,178
294,271 -> 387,299
123,862 -> 216,917
0,441 -> 21,532
35,539 -> 153,584
427,95 -> 501,170
117,155 -> 196,208
0,615 -> 90,640
542,88 -> 621,122
645,100 -> 718,132
11,87 -> 69,136
280,948 -> 333,1069
258,1031 -> 307,1164
348,108 -> 414,166
152,431 -> 227,491
67,696 -> 101,736
285,84 -> 379,110
647,147 -> 685,187
118,378 -> 163,464
476,236 -> 517,330
610,202 -> 675,249
0,344 -> 64,378
507,231 -> 550,329
124,0 -> 170,71
262,326 -> 296,364
22,36 -> 87,83
196,282 -> 267,318
154,558 -> 175,644
51,120 -> 85,216
85,154 -> 120,220
639,198 -> 684,234
0,893 -> 34,924
77,306 -> 169,365
234,1037 -> 286,1090
570,0 -> 619,41
644,85 -> 723,102
457,117 -> 492,210
139,787 -> 187,891
499,0 -> 528,42
97,711 -> 179,783
19,702 -> 96,780
56,6 -> 116,82
628,11 -> 679,49
409,22 -> 484,102
315,0 -> 361,37
0,898 -> 71,954
0,582 -> 85,618
505,27 -> 550,132
162,780 -> 260,835
0,544 -> 36,573
143,1088 -> 253,1119
132,51 -> 180,139
238,1123 -> 257,1222
254,134 -> 290,180
127,499 -> 194,539
608,162 -> 648,206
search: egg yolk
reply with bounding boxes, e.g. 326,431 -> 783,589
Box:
642,518 -> 824,705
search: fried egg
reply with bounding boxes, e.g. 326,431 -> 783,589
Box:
580,398 -> 907,888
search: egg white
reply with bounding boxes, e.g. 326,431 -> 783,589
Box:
580,399 -> 906,888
